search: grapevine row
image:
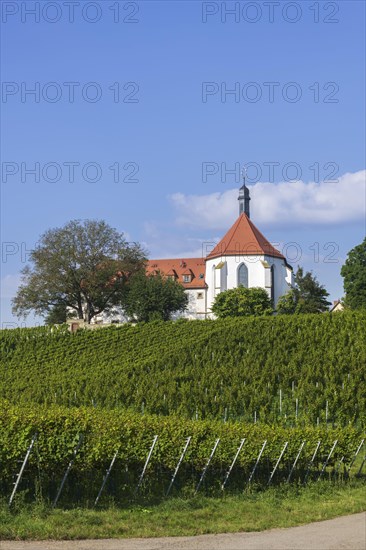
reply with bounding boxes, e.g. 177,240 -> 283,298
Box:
0,313 -> 365,425
0,401 -> 363,477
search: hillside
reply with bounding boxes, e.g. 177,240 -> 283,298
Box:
1,313 -> 365,425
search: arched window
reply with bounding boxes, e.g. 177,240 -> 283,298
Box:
237,263 -> 248,287
271,264 -> 275,302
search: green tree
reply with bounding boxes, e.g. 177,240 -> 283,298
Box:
341,237 -> 366,310
44,303 -> 67,325
277,266 -> 331,314
123,271 -> 188,322
211,286 -> 273,318
12,219 -> 146,323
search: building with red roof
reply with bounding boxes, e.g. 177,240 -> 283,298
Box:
145,182 -> 293,319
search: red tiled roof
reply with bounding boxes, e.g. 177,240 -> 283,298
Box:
147,258 -> 207,288
206,213 -> 285,260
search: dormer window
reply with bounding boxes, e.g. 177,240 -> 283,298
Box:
183,274 -> 191,283
166,269 -> 177,280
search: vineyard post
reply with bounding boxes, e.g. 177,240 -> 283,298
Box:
195,438 -> 220,494
318,440 -> 338,481
268,441 -> 288,485
52,434 -> 84,508
94,449 -> 119,506
295,399 -> 298,419
135,435 -> 158,495
303,440 -> 321,484
333,455 -> 344,477
221,438 -> 246,490
287,440 -> 305,483
165,436 -> 191,497
9,433 -> 37,507
347,439 -> 364,475
248,440 -> 267,484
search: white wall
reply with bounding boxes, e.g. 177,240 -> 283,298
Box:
263,255 -> 293,305
205,254 -> 293,313
173,288 -> 208,320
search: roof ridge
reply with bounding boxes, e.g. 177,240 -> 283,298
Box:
223,214 -> 243,252
206,214 -> 284,260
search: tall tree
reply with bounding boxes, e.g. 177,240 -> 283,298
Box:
341,237 -> 366,310
44,303 -> 67,325
277,266 -> 331,314
123,271 -> 188,322
12,219 -> 146,323
211,286 -> 273,318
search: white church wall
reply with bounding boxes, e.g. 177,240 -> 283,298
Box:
205,255 -> 267,313
264,256 -> 293,306
226,255 -> 266,290
205,260 -> 217,309
206,254 -> 293,313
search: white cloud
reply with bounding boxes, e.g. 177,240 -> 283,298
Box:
170,170 -> 366,229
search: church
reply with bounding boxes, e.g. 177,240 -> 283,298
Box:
146,183 -> 293,319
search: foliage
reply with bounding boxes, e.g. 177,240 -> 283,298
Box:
0,313 -> 365,425
44,303 -> 67,325
275,290 -> 297,314
211,287 -> 273,318
0,400 -> 362,483
277,267 -> 331,314
12,220 -> 146,323
123,271 -> 188,322
341,237 -> 366,310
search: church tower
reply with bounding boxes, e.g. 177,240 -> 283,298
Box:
238,176 -> 250,217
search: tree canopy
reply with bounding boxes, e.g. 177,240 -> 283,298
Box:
341,237 -> 366,310
211,286 -> 273,318
123,271 -> 188,322
12,219 -> 146,323
44,303 -> 68,326
276,266 -> 331,314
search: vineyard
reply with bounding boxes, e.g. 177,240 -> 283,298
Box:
0,401 -> 364,506
1,312 -> 365,506
0,312 -> 365,425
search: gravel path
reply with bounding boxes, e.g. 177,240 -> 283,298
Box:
1,512 -> 365,550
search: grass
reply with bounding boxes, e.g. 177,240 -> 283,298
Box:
0,481 -> 365,540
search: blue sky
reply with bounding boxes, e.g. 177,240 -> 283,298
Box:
1,0 -> 365,326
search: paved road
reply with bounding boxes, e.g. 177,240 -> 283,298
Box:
1,513 -> 365,550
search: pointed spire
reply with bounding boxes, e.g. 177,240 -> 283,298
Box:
238,167 -> 250,217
